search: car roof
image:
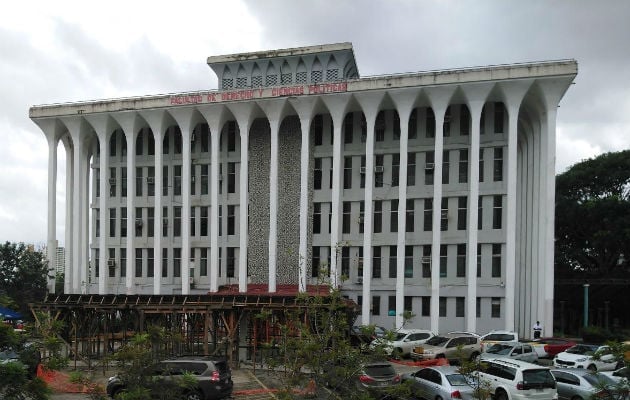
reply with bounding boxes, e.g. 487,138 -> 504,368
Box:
551,368 -> 606,377
482,358 -> 548,369
427,365 -> 464,374
397,328 -> 433,334
442,332 -> 479,338
446,331 -> 481,337
483,330 -> 517,335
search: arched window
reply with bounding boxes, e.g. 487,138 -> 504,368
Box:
311,58 -> 323,83
222,66 -> 233,90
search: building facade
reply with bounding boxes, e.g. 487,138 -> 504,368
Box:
31,43 -> 577,338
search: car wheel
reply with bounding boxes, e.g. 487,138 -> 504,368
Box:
391,348 -> 403,360
571,396 -> 583,400
110,387 -> 125,399
436,354 -> 445,359
470,352 -> 480,361
435,396 -> 443,400
185,390 -> 203,400
587,364 -> 597,372
615,361 -> 624,370
495,389 -> 508,400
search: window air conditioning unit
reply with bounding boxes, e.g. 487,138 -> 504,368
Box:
190,133 -> 196,142
108,178 -> 116,184
135,218 -> 143,227
421,256 -> 431,263
146,177 -> 154,184
162,218 -> 168,226
425,163 -> 435,170
189,276 -> 194,285
441,210 -> 449,219
374,166 -> 384,173
191,175 -> 195,183
356,277 -> 363,284
107,259 -> 115,267
360,166 -> 366,174
218,174 -> 223,182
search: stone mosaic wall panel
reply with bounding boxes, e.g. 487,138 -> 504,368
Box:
276,116 -> 301,283
247,119 -> 270,283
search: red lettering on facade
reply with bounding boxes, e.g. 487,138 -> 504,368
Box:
170,94 -> 203,105
168,82 -> 347,106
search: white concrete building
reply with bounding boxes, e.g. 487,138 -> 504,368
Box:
31,43 -> 577,338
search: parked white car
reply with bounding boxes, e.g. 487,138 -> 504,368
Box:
481,342 -> 538,364
553,344 -> 620,372
372,329 -> 435,358
480,330 -> 519,352
475,358 -> 557,400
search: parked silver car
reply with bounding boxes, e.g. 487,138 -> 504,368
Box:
551,368 -> 627,400
480,342 -> 538,363
402,365 -> 476,400
411,333 -> 482,362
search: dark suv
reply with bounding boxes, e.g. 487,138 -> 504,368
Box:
106,357 -> 233,400
325,361 -> 401,398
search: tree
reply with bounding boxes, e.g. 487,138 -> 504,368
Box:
0,242 -> 50,317
555,150 -> 630,277
0,312 -> 68,399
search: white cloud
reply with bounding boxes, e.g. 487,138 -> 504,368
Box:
1,0 -> 629,243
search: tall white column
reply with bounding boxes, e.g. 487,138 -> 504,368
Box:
237,118 -> 250,292
462,83 -> 492,333
63,138 -> 74,294
86,114 -> 113,295
297,116 -> 311,292
181,124 -> 192,295
196,105 -> 226,293
63,117 -> 85,294
209,122 -> 221,293
395,121 -> 409,329
80,148 -> 90,293
361,116 -> 375,325
268,119 -> 280,293
321,95 -> 351,289
501,80 -> 531,332
542,106 -> 558,337
465,101 -> 483,333
425,86 -> 455,334
430,110 -> 445,333
329,120 -> 343,289
505,105 -> 519,331
389,89 -> 416,329
98,134 -> 109,294
125,130 -> 136,293
153,133 -> 163,294
46,130 -> 58,294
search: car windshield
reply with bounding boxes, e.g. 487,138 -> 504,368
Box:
394,333 -> 407,341
583,373 -> 616,387
446,373 -> 471,386
566,344 -> 599,355
483,333 -> 515,341
0,349 -> 19,360
364,364 -> 396,378
486,343 -> 513,355
426,336 -> 449,346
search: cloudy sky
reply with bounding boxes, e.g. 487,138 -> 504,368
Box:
1,0 -> 628,246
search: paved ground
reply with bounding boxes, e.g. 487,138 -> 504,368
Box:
49,359 -> 542,399
49,367 -> 279,400
47,363 -> 414,400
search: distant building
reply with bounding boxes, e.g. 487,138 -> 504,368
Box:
31,43 -> 577,338
42,242 -> 65,275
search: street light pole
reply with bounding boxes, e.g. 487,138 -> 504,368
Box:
583,283 -> 590,327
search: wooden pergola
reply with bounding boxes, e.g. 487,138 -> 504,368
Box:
30,285 -> 358,368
